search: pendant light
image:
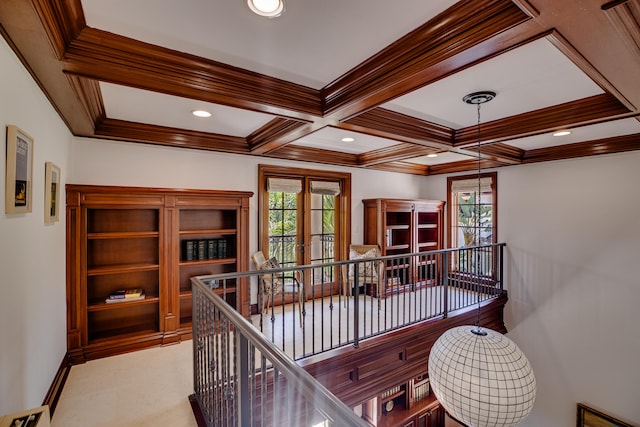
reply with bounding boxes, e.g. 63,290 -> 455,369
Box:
428,91 -> 536,427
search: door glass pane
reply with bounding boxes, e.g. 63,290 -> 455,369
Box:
268,191 -> 298,268
310,193 -> 335,283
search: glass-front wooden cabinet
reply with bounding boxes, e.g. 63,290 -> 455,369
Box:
362,199 -> 444,297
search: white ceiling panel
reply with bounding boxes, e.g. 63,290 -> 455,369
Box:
100,82 -> 274,136
408,151 -> 476,166
505,118 -> 640,151
384,38 -> 604,129
290,127 -> 397,154
82,0 -> 459,89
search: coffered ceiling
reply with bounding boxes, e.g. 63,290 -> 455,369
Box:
1,0 -> 639,175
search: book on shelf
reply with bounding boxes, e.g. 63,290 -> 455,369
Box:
108,289 -> 126,299
184,240 -> 195,261
105,288 -> 145,303
207,239 -> 217,259
125,288 -> 143,298
197,240 -> 206,260
218,239 -> 227,258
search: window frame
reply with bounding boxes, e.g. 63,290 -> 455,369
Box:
446,171 -> 498,249
257,164 -> 352,266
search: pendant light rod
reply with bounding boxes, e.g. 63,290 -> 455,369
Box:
463,91 -> 495,332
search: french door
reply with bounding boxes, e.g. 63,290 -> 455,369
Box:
258,165 -> 351,289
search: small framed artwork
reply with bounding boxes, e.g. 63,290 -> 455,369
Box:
577,403 -> 634,427
44,161 -> 61,223
5,125 -> 34,214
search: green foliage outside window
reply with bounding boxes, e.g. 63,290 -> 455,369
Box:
457,192 -> 492,247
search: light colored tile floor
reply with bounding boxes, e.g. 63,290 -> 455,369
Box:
51,341 -> 197,427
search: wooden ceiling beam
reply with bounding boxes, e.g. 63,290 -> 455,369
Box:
370,162 -> 430,176
266,145 -> 359,167
0,0 -> 96,135
64,27 -> 323,121
358,144 -> 434,167
95,119 -> 250,153
454,94 -> 631,146
341,108 -> 454,148
247,119 -> 309,153
523,132 -> 640,163
322,0 -> 533,120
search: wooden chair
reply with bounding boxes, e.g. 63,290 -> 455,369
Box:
251,250 -> 304,326
341,244 -> 385,306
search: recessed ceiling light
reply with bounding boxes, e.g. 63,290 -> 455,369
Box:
192,110 -> 212,118
247,0 -> 285,17
341,137 -> 355,142
426,153 -> 438,158
553,130 -> 571,137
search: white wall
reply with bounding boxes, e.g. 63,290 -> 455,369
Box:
423,152 -> 640,426
0,38 -> 71,414
69,137 -> 426,248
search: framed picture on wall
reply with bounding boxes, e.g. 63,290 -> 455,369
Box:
44,161 -> 60,223
5,125 -> 34,214
577,403 -> 633,427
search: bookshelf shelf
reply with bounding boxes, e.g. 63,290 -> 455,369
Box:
179,228 -> 236,236
87,296 -> 160,312
178,258 -> 237,267
66,184 -> 252,363
87,231 -> 160,239
87,263 -> 160,276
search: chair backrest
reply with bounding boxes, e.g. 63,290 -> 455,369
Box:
348,244 -> 381,258
346,244 -> 383,280
251,250 -> 267,270
251,250 -> 282,293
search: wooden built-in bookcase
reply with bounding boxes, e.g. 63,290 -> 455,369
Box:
66,185 -> 252,363
376,372 -> 444,427
363,199 -> 444,297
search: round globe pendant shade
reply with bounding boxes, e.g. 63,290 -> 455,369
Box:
428,326 -> 536,427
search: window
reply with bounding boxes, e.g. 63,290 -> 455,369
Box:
258,165 -> 351,287
447,172 -> 497,275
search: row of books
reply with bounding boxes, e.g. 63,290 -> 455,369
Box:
105,288 -> 145,304
183,239 -> 227,261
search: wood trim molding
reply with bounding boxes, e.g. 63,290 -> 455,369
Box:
31,0 -> 85,59
602,0 -> 640,77
95,119 -> 249,153
66,75 -> 105,127
42,352 -> 72,417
